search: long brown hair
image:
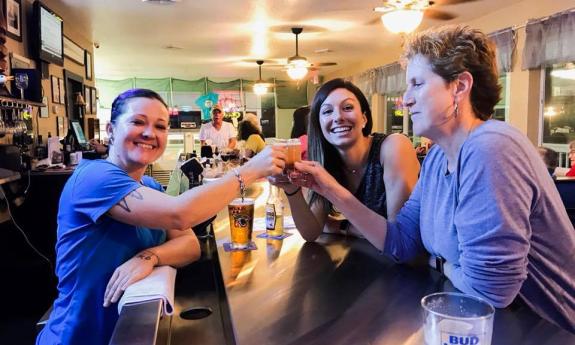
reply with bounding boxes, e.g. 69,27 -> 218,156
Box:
307,78 -> 373,212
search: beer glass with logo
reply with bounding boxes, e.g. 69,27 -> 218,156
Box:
228,198 -> 255,249
421,292 -> 495,345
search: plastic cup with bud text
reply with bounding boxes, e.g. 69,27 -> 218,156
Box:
421,292 -> 495,345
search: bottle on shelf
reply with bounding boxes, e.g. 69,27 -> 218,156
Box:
62,124 -> 76,166
265,184 -> 284,237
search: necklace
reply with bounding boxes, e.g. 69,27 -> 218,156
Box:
344,161 -> 366,175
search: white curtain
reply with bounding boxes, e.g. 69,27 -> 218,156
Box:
350,62 -> 406,99
522,9 -> 575,70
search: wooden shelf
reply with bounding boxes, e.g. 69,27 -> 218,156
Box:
0,95 -> 45,108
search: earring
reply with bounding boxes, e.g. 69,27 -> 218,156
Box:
108,136 -> 114,145
454,101 -> 459,118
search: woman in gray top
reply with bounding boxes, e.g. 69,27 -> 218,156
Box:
293,26 -> 575,333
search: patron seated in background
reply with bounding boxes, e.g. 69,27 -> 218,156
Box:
291,26 -> 575,333
537,146 -> 558,176
567,140 -> 575,177
273,78 -> 420,248
199,104 -> 237,149
290,105 -> 310,160
37,89 -> 286,345
237,118 -> 265,158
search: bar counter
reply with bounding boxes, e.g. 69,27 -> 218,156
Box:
114,180 -> 575,344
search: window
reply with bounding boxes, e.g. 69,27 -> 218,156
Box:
542,63 -> 575,145
386,95 -> 411,135
493,73 -> 510,122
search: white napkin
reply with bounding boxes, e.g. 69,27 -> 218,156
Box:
253,216 -> 296,231
118,266 -> 177,316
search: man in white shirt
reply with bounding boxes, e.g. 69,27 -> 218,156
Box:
199,104 -> 237,149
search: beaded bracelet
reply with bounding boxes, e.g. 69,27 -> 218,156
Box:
284,186 -> 301,197
233,168 -> 245,199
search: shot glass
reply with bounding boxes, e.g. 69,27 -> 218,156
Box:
228,198 -> 255,249
421,292 -> 495,345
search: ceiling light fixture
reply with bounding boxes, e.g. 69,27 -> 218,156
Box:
286,28 -> 309,80
253,60 -> 269,95
374,1 -> 427,34
381,9 -> 423,34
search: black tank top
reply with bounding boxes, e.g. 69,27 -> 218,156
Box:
354,132 -> 388,218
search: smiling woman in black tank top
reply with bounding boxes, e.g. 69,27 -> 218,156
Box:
271,78 -> 420,249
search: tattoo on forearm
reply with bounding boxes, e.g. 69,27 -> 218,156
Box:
136,250 -> 159,265
117,198 -> 131,212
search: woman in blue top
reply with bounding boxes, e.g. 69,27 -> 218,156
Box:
37,89 -> 286,345
292,26 -> 575,333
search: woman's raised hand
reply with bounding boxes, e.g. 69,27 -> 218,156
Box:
243,145 -> 286,179
290,160 -> 340,197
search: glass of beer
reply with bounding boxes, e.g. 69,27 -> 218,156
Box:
286,138 -> 302,174
228,198 -> 255,249
271,139 -> 289,183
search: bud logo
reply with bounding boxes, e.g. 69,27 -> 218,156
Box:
441,332 -> 482,345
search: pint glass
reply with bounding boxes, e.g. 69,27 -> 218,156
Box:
228,198 -> 255,249
285,138 -> 302,173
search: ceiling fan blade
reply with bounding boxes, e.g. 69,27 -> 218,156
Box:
241,59 -> 280,65
424,9 -> 456,20
432,0 -> 479,5
264,64 -> 288,68
312,62 -> 338,67
365,16 -> 382,26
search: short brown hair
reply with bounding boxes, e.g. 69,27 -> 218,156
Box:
402,25 -> 501,121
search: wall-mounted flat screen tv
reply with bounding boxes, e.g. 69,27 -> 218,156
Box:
32,1 -> 64,66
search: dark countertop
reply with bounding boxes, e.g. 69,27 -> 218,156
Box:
113,181 -> 575,344
0,167 -> 20,185
210,181 -> 575,345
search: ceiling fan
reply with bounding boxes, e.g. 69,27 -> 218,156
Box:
252,60 -> 273,95
373,0 -> 477,33
280,27 -> 337,80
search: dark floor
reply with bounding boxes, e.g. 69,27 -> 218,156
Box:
0,318 -> 38,345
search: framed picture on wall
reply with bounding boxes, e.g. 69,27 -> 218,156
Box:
56,116 -> 65,137
51,76 -> 60,104
9,52 -> 33,69
84,51 -> 93,80
90,87 -> 97,114
4,0 -> 22,42
84,85 -> 91,114
63,36 -> 84,65
58,77 -> 65,104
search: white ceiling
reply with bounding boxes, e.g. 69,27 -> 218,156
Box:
55,0 -> 524,81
